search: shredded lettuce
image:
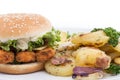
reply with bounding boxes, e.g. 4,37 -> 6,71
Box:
0,40 -> 17,51
28,37 -> 44,51
28,28 -> 61,51
43,28 -> 61,46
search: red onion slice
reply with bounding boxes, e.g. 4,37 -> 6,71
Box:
72,66 -> 103,78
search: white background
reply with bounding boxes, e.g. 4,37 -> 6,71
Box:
0,0 -> 120,31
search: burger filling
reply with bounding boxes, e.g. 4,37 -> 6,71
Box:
0,28 -> 61,64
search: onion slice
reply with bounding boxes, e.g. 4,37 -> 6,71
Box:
72,66 -> 103,78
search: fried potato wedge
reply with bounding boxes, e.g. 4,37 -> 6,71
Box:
107,52 -> 120,60
114,57 -> 120,64
114,43 -> 120,52
99,43 -> 120,54
73,47 -> 111,69
71,31 -> 109,47
99,44 -> 116,54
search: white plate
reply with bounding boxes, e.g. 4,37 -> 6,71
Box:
0,71 -> 119,80
0,28 -> 120,80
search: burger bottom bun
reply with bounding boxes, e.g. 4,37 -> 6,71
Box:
0,62 -> 44,74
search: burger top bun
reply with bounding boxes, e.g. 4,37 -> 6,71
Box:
0,13 -> 52,42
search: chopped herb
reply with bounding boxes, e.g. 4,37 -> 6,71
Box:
106,63 -> 120,75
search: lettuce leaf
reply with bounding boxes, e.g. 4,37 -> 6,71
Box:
28,28 -> 61,51
0,40 -> 17,51
43,28 -> 61,46
28,37 -> 44,51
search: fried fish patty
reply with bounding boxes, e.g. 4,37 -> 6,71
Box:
0,50 -> 14,63
36,47 -> 55,62
16,51 -> 35,62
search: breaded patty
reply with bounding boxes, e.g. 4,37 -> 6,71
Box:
16,51 -> 35,62
36,47 -> 55,62
0,50 -> 14,63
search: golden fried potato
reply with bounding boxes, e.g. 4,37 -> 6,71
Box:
100,43 -> 120,53
45,57 -> 75,76
60,31 -> 67,43
99,38 -> 120,52
73,47 -> 111,69
0,50 -> 14,63
16,51 -> 35,62
114,57 -> 120,64
114,43 -> 120,52
107,52 -> 120,60
99,43 -> 120,62
71,31 -> 109,47
99,43 -> 120,59
36,47 -> 55,62
99,44 -> 115,54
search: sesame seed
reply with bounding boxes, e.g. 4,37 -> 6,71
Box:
11,30 -> 14,32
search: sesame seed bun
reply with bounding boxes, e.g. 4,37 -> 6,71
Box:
0,13 -> 52,42
0,62 -> 44,74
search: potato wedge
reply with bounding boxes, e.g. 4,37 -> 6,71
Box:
114,43 -> 120,52
108,52 -> 120,60
99,44 -> 116,54
99,39 -> 120,53
71,31 -> 109,47
114,57 -> 120,64
73,47 -> 111,69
